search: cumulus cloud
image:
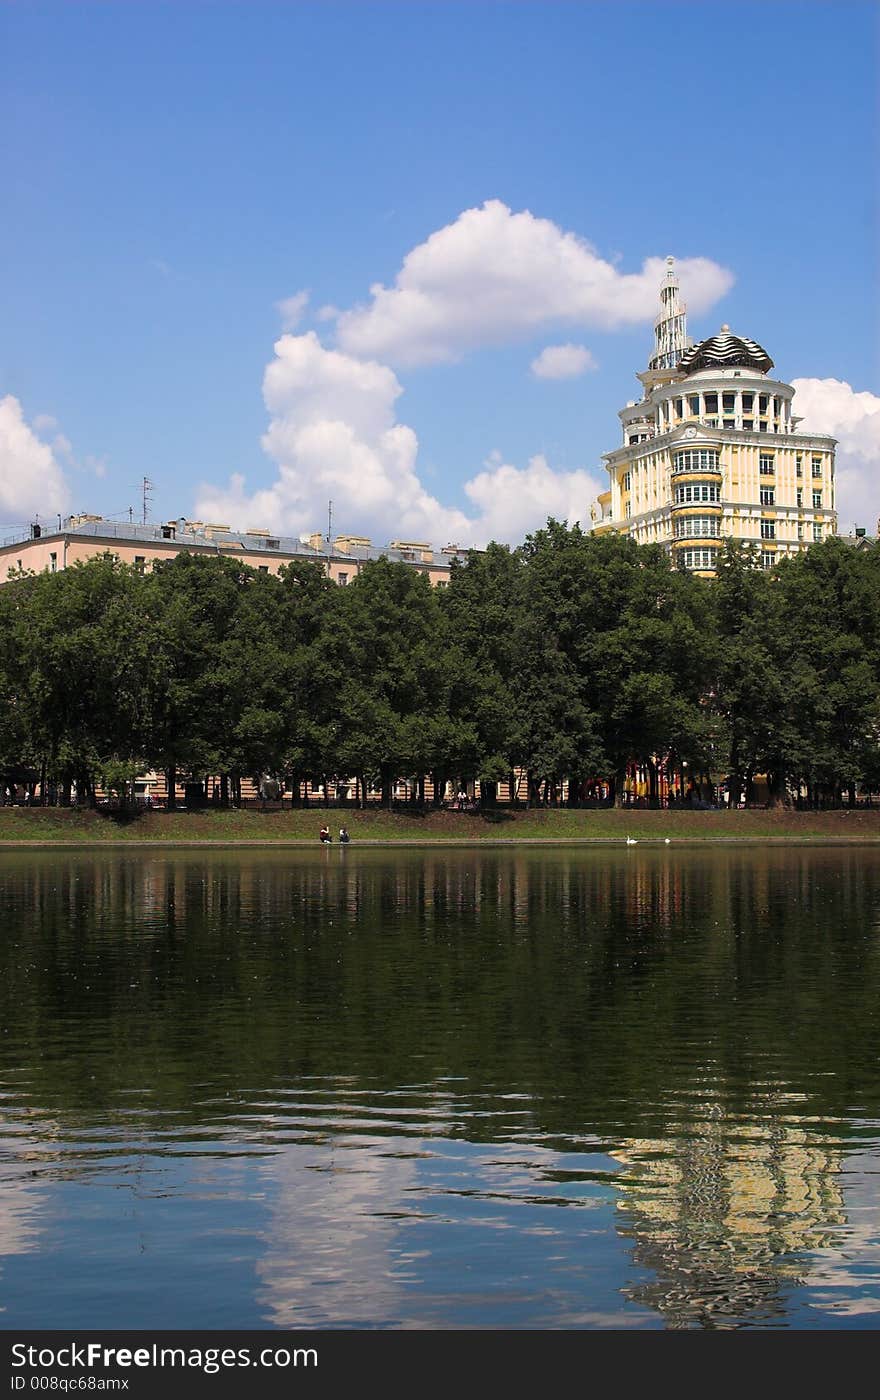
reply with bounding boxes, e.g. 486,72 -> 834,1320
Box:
0,395 -> 70,521
195,333 -> 603,548
531,343 -> 597,380
792,377 -> 880,531
464,451 -> 602,544
276,289 -> 310,331
334,200 -> 733,366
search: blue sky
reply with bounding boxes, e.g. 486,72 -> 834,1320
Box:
1,0 -> 878,544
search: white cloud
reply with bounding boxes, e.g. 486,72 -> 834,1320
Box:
792,377 -> 880,531
334,200 -> 733,367
531,343 -> 597,380
464,451 -> 602,544
195,333 -> 603,548
51,433 -> 74,461
0,395 -> 70,521
276,289 -> 310,331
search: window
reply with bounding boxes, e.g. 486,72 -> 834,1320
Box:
742,393 -> 754,412
673,449 -> 720,473
722,393 -> 735,413
675,398 -> 684,417
688,395 -> 700,416
797,522 -> 804,540
760,519 -> 776,539
704,393 -> 718,413
813,523 -> 823,543
796,454 -> 803,477
674,482 -> 721,504
760,487 -> 775,505
622,471 -> 631,489
759,454 -> 775,475
811,457 -> 823,478
742,419 -> 754,431
49,552 -> 57,573
258,565 -> 269,574
437,579 -> 448,588
338,571 -> 348,585
812,490 -> 822,508
674,516 -> 719,539
759,394 -> 768,413
680,548 -> 716,570
624,502 -> 631,518
761,552 -> 776,570
724,419 -> 735,429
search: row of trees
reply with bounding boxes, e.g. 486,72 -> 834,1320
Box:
1,524 -> 879,808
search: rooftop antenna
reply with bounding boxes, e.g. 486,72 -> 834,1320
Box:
142,477 -> 153,525
327,498 -> 333,548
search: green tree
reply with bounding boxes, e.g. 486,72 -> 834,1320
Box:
333,558 -> 451,807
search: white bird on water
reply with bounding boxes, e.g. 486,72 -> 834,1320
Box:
626,837 -> 637,845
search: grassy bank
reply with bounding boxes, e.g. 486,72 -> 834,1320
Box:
1,805 -> 880,844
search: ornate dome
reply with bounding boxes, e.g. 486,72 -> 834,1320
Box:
677,325 -> 774,376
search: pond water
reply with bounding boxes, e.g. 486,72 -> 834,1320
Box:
0,845 -> 878,1330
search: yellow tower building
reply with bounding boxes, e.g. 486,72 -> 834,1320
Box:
592,260 -> 837,575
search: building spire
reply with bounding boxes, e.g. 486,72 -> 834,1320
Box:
648,256 -> 690,373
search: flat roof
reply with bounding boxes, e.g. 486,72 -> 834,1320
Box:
1,518 -> 477,568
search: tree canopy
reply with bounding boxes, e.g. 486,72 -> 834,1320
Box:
2,527 -> 879,808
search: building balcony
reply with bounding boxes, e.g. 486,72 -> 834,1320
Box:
670,498 -> 723,514
670,449 -> 722,478
671,529 -> 723,546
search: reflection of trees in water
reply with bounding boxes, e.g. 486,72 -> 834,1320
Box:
2,846 -> 880,1117
612,1100 -> 847,1328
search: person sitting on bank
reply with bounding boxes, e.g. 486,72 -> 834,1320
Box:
319,824 -> 331,843
339,826 -> 350,844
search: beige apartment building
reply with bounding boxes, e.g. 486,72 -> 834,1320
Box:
592,260 -> 837,574
0,514 -> 470,587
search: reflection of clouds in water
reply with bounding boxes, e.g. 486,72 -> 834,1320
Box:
0,1173 -> 46,1259
253,1136 -> 421,1327
611,1090 -> 851,1328
252,1099 -> 622,1329
0,1112 -> 52,1307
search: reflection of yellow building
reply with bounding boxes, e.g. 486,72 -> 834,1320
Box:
592,260 -> 837,577
612,1097 -> 846,1327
